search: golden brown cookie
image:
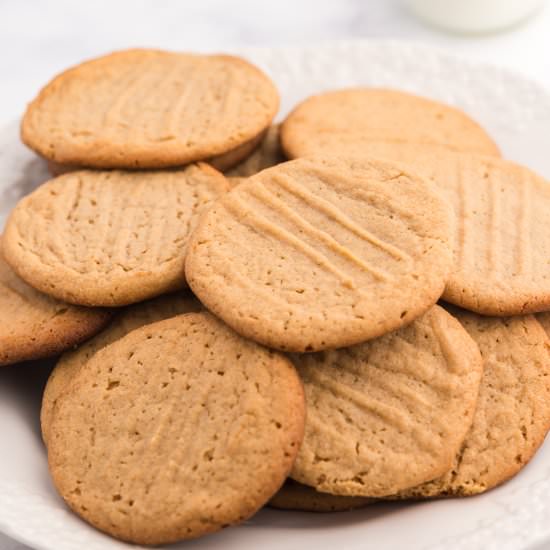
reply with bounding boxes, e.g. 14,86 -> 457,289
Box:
381,151 -> 550,315
185,156 -> 454,352
40,291 -> 201,443
226,177 -> 246,189
47,312 -> 305,545
22,49 -> 279,169
0,239 -> 111,366
269,479 -> 373,512
226,125 -> 285,178
3,164 -> 228,307
47,160 -> 74,177
396,309 -> 550,498
46,130 -> 266,177
536,311 -> 550,337
208,131 -> 267,172
289,305 -> 483,497
281,88 -> 499,160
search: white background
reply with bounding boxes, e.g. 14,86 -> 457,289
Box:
1,0 -> 550,125
1,1 -> 549,549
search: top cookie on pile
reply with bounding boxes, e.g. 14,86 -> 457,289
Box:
186,156 -> 454,352
21,49 -> 279,169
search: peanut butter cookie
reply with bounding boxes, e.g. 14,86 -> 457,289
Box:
289,306 -> 483,497
47,312 -> 305,544
396,309 -> 550,497
23,49 -> 279,169
281,88 -> 499,159
3,164 -> 228,306
0,239 -> 111,366
185,157 -> 454,351
269,480 -> 373,512
41,291 -> 201,442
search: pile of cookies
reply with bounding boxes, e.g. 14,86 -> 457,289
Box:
1,48 -> 550,545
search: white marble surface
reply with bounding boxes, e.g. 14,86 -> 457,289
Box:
1,1 -> 549,549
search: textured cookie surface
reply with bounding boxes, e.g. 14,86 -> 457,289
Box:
289,306 -> 483,497
397,310 -> 550,498
22,49 -> 279,168
281,89 -> 499,160
46,130 -> 266,177
47,312 -> 305,545
185,156 -> 454,352
536,312 -> 550,338
388,152 -> 550,315
269,480 -> 373,512
0,240 -> 111,366
3,165 -> 228,306
41,291 -> 201,442
226,125 -> 285,178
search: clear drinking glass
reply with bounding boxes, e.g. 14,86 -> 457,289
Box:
404,0 -> 546,34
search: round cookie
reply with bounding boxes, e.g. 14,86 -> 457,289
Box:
0,239 -> 111,366
226,125 -> 285,179
45,130 -> 266,177
281,88 -> 499,160
289,305 -> 483,497
41,291 -> 201,443
22,49 -> 279,169
185,156 -> 454,352
269,480 -> 373,512
47,312 -> 305,545
3,164 -> 229,307
396,309 -> 550,498
382,151 -> 550,315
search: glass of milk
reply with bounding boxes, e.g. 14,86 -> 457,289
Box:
405,0 -> 546,34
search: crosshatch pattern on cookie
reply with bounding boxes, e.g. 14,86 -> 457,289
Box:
394,310 -> 550,499
289,306 -> 483,497
186,157 -> 454,351
3,164 -> 229,306
376,151 -> 550,315
22,49 -> 280,169
0,241 -> 111,366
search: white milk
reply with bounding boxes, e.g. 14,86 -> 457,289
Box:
405,0 -> 546,33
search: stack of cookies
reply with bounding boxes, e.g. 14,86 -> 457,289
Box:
2,48 -> 550,545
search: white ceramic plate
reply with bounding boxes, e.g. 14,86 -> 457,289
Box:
1,40 -> 550,550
